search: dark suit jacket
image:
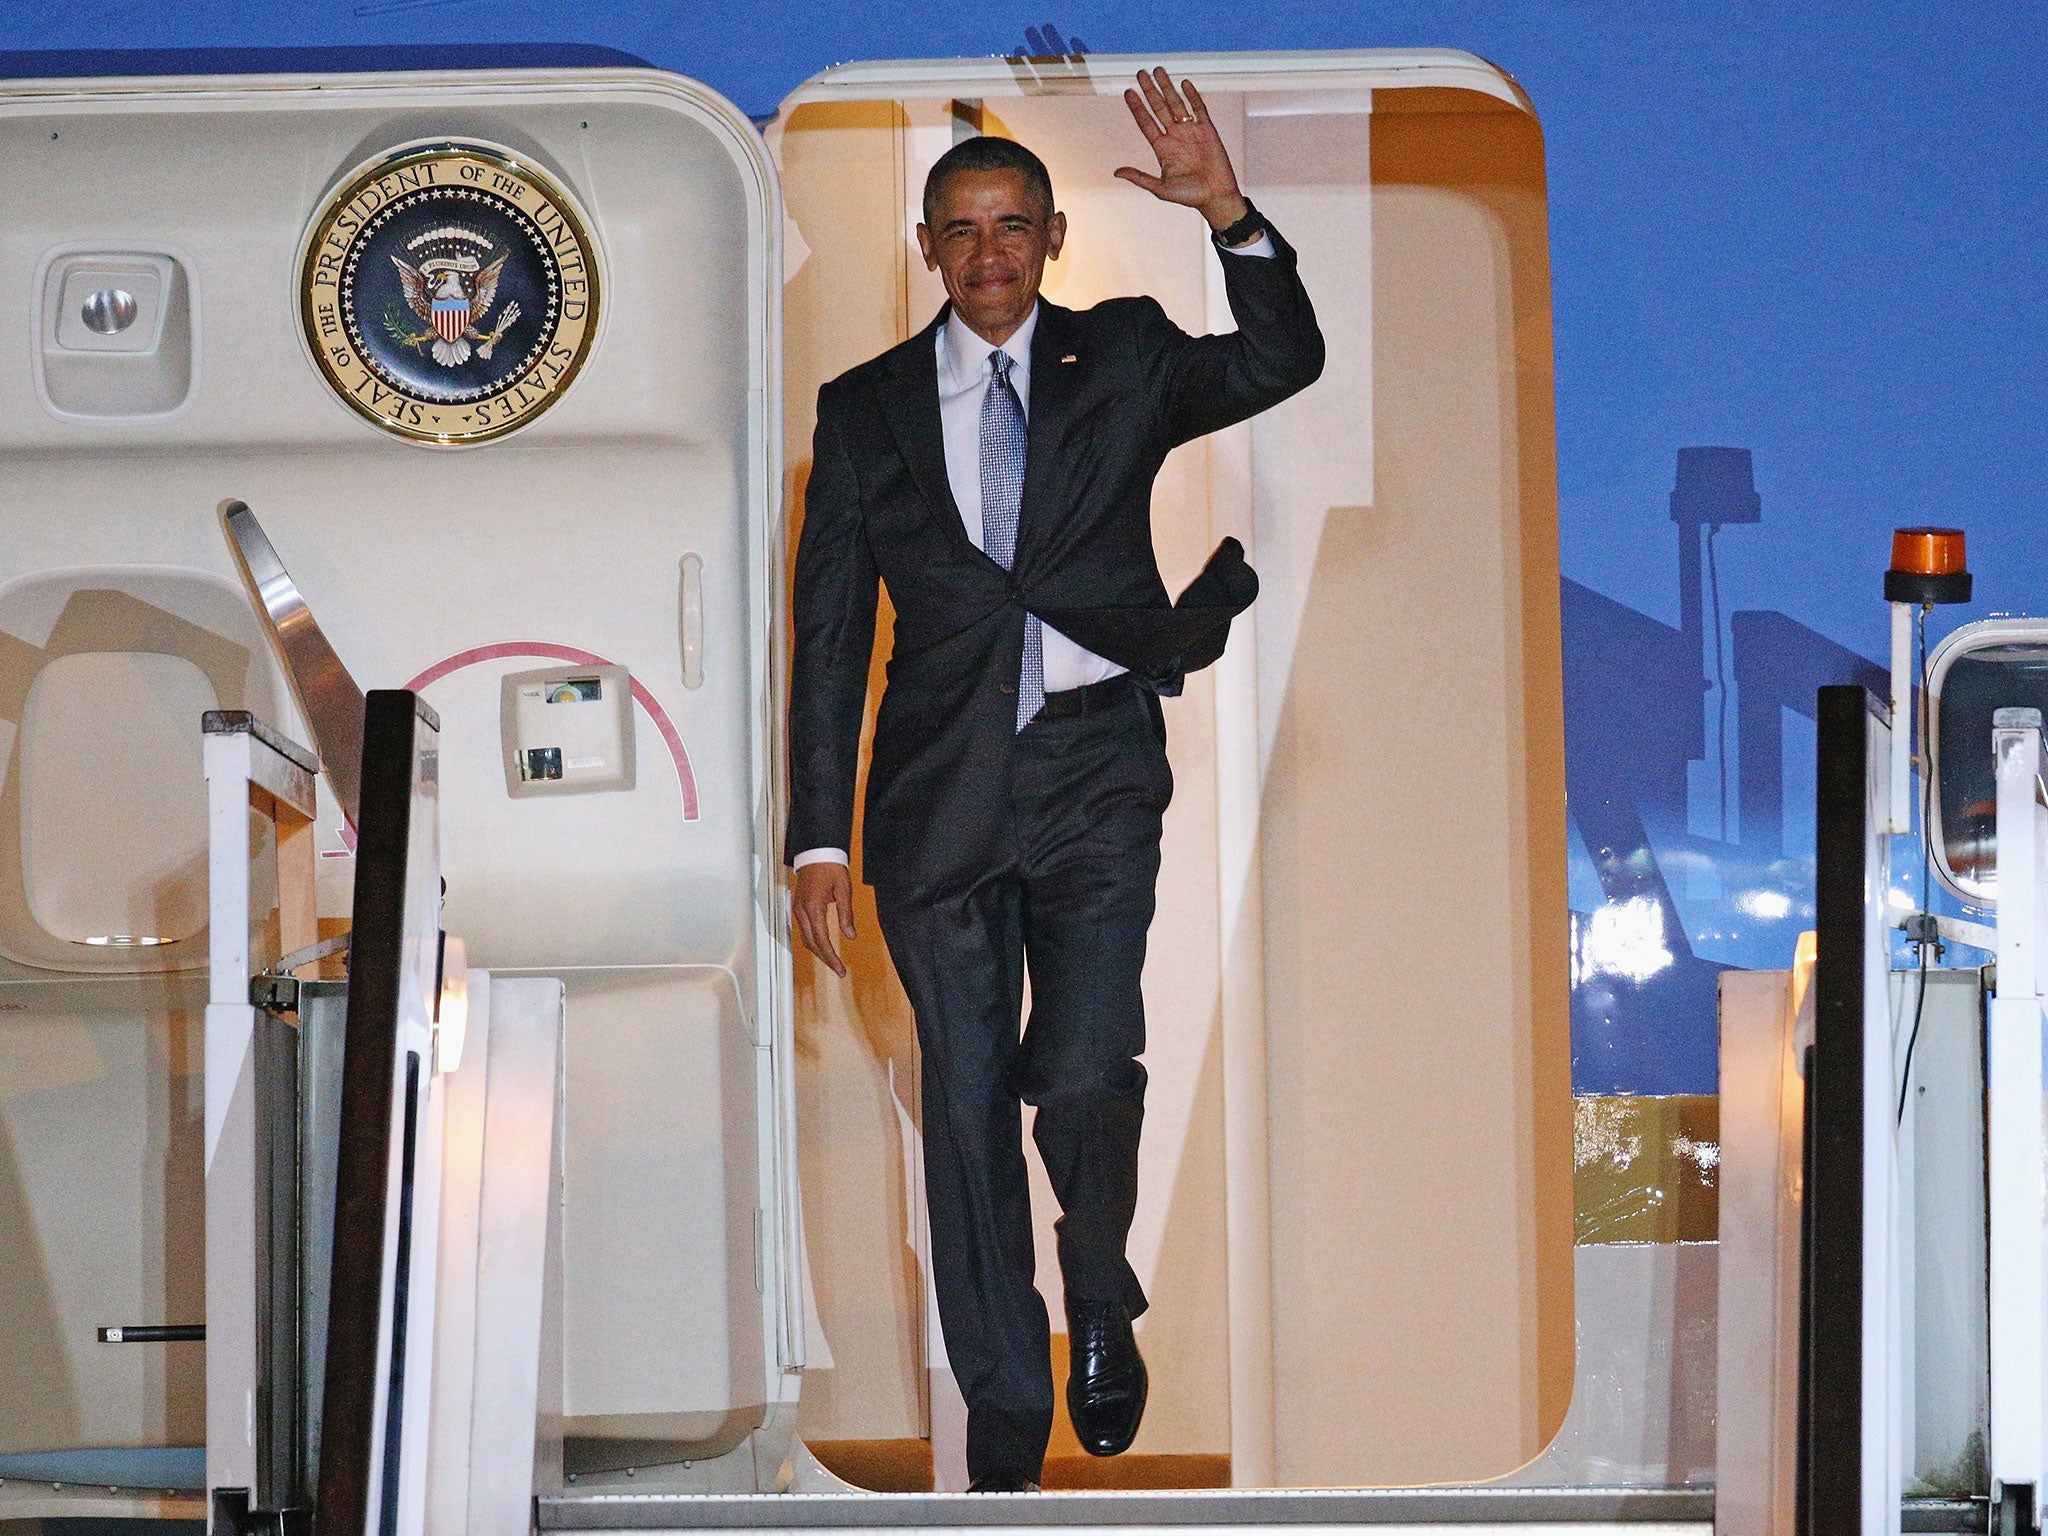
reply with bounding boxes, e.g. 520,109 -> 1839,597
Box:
787,223 -> 1324,895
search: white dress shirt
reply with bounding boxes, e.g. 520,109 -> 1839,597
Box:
936,301 -> 1128,699
796,233 -> 1276,870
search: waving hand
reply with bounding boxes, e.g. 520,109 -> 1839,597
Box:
1114,68 -> 1252,235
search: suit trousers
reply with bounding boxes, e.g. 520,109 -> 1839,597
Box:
875,677 -> 1170,1482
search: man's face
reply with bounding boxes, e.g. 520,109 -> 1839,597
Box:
917,167 -> 1066,345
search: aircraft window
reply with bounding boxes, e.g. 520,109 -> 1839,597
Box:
1933,638 -> 2048,904
19,650 -> 214,949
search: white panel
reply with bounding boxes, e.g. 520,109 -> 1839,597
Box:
0,988 -> 208,1455
464,975 -> 568,1536
554,967 -> 762,1423
428,974 -> 493,1536
1716,969 -> 1802,1536
1903,970 -> 1990,1490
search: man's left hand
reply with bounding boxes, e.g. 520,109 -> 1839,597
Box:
1115,67 -> 1251,235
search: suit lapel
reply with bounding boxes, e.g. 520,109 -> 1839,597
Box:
876,307 -> 990,566
1017,301 -> 1079,567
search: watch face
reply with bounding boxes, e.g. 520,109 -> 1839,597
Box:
299,142 -> 600,445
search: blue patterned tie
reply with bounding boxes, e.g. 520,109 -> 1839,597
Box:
980,349 -> 1044,730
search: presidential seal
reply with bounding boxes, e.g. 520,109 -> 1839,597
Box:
300,143 -> 600,444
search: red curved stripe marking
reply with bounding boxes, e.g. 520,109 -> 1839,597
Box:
403,641 -> 701,820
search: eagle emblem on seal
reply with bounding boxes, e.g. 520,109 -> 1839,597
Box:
388,226 -> 522,367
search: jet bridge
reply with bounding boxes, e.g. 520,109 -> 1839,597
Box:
1714,535 -> 2048,1536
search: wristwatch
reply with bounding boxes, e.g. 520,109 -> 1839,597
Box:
1211,198 -> 1267,249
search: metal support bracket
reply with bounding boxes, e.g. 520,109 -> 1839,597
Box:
203,711 -> 322,1517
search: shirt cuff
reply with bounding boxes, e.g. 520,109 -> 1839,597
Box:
793,847 -> 849,869
1218,231 -> 1277,259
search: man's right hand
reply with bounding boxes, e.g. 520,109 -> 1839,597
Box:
793,861 -> 856,978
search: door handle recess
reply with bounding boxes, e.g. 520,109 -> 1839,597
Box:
681,552 -> 704,690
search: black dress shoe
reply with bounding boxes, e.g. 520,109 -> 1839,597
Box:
966,1472 -> 1041,1492
1065,1297 -> 1148,1456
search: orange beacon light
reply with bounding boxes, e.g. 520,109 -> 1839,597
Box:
1885,526 -> 1972,606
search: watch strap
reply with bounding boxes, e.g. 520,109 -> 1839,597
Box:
1211,198 -> 1266,249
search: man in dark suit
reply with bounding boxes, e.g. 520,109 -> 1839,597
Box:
788,69 -> 1322,1492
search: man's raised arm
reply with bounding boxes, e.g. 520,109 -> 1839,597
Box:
1115,68 -> 1325,446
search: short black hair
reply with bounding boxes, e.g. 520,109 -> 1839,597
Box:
922,136 -> 1056,226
